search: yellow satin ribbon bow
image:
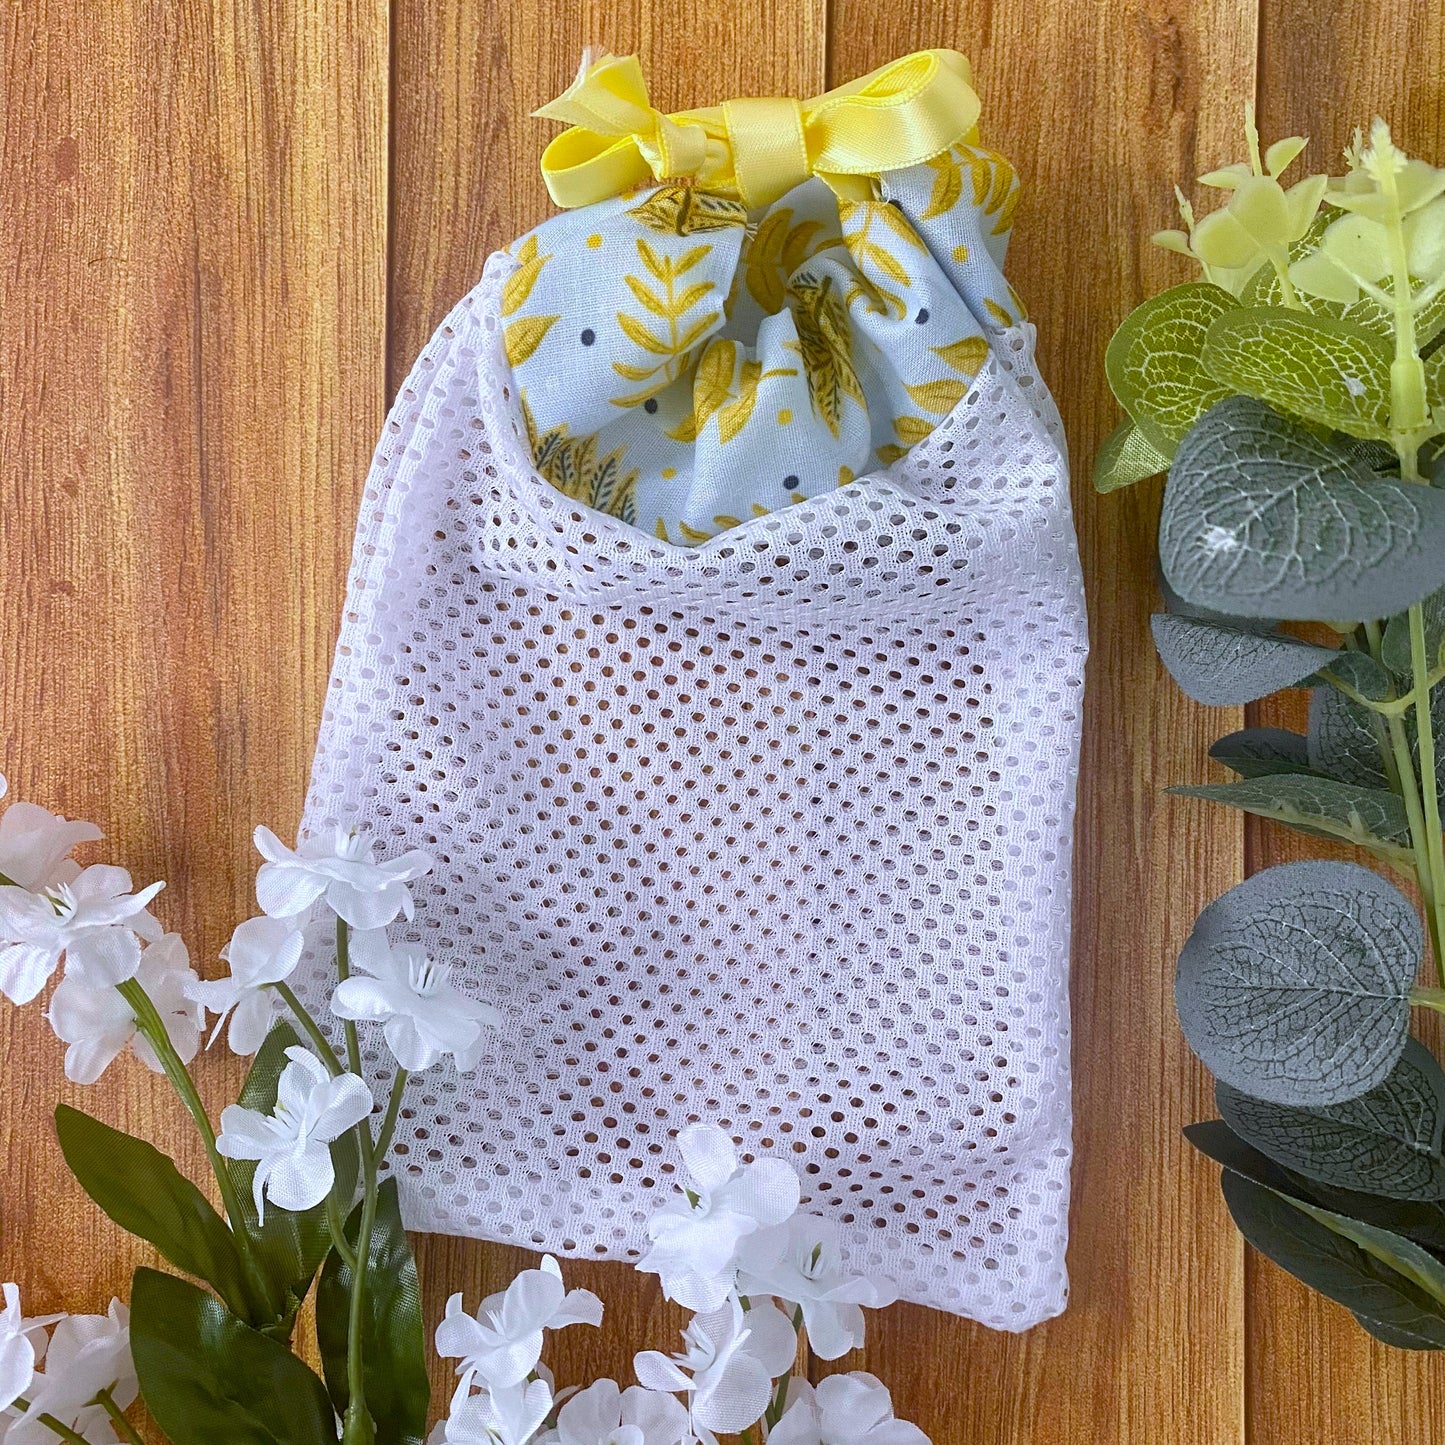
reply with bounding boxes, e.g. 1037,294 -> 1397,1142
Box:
534,49 -> 981,212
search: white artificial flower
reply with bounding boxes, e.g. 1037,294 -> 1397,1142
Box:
436,1255 -> 603,1389
429,1375 -> 553,1445
633,1297 -> 797,1439
0,866 -> 165,1004
332,931 -> 503,1073
0,792 -> 101,893
186,915 -> 304,1055
48,934 -> 203,1085
737,1216 -> 898,1360
638,1124 -> 801,1312
253,826 -> 434,931
767,1375 -> 928,1445
552,1378 -> 690,1445
7,1301 -> 136,1445
0,1284 -> 64,1415
215,1046 -> 373,1221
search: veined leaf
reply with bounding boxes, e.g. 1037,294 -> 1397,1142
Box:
1217,1040 -> 1445,1200
1317,648 -> 1395,701
1160,396 -> 1445,621
1175,861 -> 1419,1106
1382,586 -> 1445,675
131,1268 -> 337,1443
1104,282 -> 1237,455
55,1105 -> 263,1323
1220,1171 -> 1445,1349
1309,686 -> 1390,790
1169,774 -> 1410,853
317,1180 -> 429,1444
1209,727 -> 1316,779
1093,418 -> 1170,493
1203,308 -> 1395,440
1150,612 -> 1336,705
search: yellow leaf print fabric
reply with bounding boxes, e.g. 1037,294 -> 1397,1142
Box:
504,103 -> 1025,544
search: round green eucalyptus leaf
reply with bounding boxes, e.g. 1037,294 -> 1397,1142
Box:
1160,396 -> 1445,622
1202,308 -> 1395,440
1217,1040 -> 1445,1200
1308,686 -> 1390,790
1175,861 -> 1419,1106
1150,613 -> 1336,705
1104,282 -> 1237,455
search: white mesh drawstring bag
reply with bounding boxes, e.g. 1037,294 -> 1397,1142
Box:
294,49 -> 1088,1330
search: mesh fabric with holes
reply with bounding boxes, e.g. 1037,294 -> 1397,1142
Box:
295,251 -> 1088,1329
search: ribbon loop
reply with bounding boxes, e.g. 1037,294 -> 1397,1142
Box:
535,49 -> 981,211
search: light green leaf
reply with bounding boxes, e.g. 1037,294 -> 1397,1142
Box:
1169,774 -> 1410,853
55,1105 -> 263,1323
1208,727 -> 1316,778
1093,417 -> 1170,493
1160,396 -> 1445,621
1150,613 -> 1336,705
1217,1040 -> 1445,1200
1104,282 -> 1237,455
1220,1170 -> 1445,1349
317,1180 -> 429,1445
1202,307 -> 1394,439
1175,861 -> 1419,1106
131,1268 -> 338,1443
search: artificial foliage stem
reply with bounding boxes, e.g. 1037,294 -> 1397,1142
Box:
115,977 -> 274,1312
335,916 -> 364,1078
1408,606 -> 1445,986
1381,712 -> 1445,971
95,1388 -> 145,1445
273,978 -> 345,1077
11,1397 -> 92,1445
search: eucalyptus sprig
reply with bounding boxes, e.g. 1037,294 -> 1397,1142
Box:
1101,113 -> 1445,1349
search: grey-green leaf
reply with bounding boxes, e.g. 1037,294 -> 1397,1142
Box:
1382,587 -> 1445,676
1202,308 -> 1395,440
1221,1170 -> 1445,1349
1160,396 -> 1445,621
1104,282 -> 1237,455
1150,613 -> 1336,705
1217,1040 -> 1445,1200
1175,861 -> 1420,1106
1169,775 -> 1410,853
1308,686 -> 1390,789
1209,728 -> 1316,779
1315,649 -> 1395,701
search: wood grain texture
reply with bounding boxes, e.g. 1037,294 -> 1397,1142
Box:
1,0 -> 1441,1440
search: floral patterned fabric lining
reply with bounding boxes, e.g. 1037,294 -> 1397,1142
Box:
502,143 -> 1024,544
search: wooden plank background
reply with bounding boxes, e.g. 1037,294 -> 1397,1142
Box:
1,1 -> 1442,1440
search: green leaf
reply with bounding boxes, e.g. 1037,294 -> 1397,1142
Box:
1150,613 -> 1336,706
1175,861 -> 1419,1106
1315,649 -> 1394,701
1217,1040 -> 1445,1200
1187,1119 -> 1445,1253
229,1024 -> 359,1319
317,1180 -> 429,1445
55,1105 -> 263,1323
1169,774 -> 1410,854
1308,686 -> 1390,790
1161,396 -> 1445,621
1093,417 -> 1171,493
131,1267 -> 338,1443
1382,587 -> 1445,676
1202,308 -> 1395,440
1209,728 -> 1317,779
1221,1170 -> 1445,1349
1104,282 -> 1237,456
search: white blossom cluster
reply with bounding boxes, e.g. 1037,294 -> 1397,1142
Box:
429,1125 -> 926,1445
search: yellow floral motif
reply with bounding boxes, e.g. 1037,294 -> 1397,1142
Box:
505,314 -> 559,367
503,234 -> 552,317
743,208 -> 845,314
611,238 -> 721,407
837,199 -> 925,319
786,271 -> 866,438
884,332 -> 991,458
667,338 -> 799,444
922,145 -> 1020,235
627,183 -> 749,236
523,395 -> 639,525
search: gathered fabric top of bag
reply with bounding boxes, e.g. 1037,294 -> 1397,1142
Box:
503,49 -> 1026,545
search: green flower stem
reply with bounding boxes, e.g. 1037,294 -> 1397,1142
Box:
764,1306 -> 806,1427
11,1397 -> 92,1445
95,1388 -> 145,1445
1358,623 -> 1403,791
1382,713 -> 1445,970
272,979 -> 345,1077
335,916 -> 364,1078
341,1070 -> 406,1445
326,1189 -> 359,1271
1408,605 -> 1445,987
374,1066 -> 409,1160
116,978 -> 274,1314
